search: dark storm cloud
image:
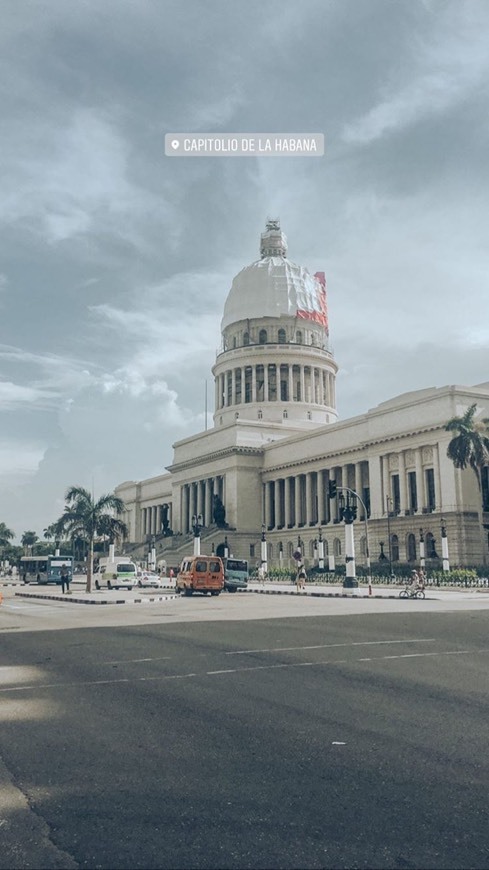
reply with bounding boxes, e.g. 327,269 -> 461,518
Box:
0,0 -> 488,536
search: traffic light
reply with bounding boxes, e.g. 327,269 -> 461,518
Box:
328,480 -> 337,499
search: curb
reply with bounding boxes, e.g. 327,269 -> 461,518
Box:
245,588 -> 432,600
14,592 -> 179,606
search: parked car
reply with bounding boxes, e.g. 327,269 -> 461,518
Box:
137,572 -> 165,588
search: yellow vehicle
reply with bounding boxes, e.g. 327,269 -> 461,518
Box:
176,555 -> 224,596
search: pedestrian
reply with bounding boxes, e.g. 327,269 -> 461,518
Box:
257,562 -> 266,584
60,563 -> 70,594
296,565 -> 307,593
169,567 -> 175,585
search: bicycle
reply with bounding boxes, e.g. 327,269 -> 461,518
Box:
399,584 -> 425,599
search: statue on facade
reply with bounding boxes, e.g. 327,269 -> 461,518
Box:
212,494 -> 228,528
161,503 -> 173,536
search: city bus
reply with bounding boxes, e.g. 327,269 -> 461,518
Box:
19,555 -> 74,585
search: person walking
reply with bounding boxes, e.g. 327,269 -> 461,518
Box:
296,565 -> 307,593
60,563 -> 70,594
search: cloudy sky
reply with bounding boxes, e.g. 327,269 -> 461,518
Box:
1,0 -> 488,540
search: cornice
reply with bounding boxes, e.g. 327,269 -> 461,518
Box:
167,444 -> 264,474
263,423 -> 445,474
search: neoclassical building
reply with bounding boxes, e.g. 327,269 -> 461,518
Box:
116,221 -> 489,569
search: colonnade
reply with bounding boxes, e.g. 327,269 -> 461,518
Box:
215,363 -> 336,410
263,447 -> 441,531
141,503 -> 172,538
180,475 -> 225,534
262,464 -> 368,531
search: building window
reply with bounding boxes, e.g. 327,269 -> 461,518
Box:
307,411 -> 312,420
250,544 -> 255,558
296,330 -> 303,344
392,475 -> 400,513
391,534 -> 399,561
425,468 -> 436,510
407,533 -> 416,561
408,471 -> 417,512
268,364 -> 277,401
333,537 -> 341,557
426,531 -> 437,558
259,329 -> 267,344
482,466 -> 489,511
243,332 -> 250,346
232,337 -> 237,348
226,371 -> 232,406
363,487 -> 371,519
244,368 -> 252,403
283,410 -> 288,419
278,328 -> 286,344
258,409 -> 263,419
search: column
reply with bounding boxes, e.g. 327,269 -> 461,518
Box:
311,368 -> 316,404
294,475 -> 301,526
355,463 -> 363,511
263,480 -> 272,530
319,369 -> 324,405
433,445 -> 442,512
205,479 -> 213,526
252,366 -> 257,402
300,366 -> 305,403
263,364 -> 269,403
288,365 -> 294,404
285,477 -> 292,528
197,480 -> 204,518
305,472 -> 313,526
415,449 -> 425,512
398,451 -> 407,514
231,369 -> 236,406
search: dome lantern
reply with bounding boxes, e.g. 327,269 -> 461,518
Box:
260,218 -> 287,258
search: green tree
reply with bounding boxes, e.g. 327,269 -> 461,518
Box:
445,402 -> 489,563
21,530 -> 39,555
56,486 -> 127,593
0,522 -> 15,565
446,403 -> 489,488
96,514 -> 128,554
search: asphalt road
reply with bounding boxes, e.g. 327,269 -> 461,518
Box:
1,609 -> 488,870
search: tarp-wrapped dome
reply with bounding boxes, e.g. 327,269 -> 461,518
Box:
221,220 -> 328,333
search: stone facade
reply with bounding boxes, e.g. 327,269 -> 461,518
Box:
116,222 -> 489,569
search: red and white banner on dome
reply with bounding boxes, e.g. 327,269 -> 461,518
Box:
295,271 -> 329,332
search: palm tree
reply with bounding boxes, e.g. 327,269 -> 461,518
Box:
445,402 -> 489,563
96,514 -> 128,554
21,530 -> 39,556
56,486 -> 127,592
0,522 -> 15,565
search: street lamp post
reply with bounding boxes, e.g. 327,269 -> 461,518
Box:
261,524 -> 268,573
419,528 -> 425,570
318,528 -> 325,571
224,535 -> 229,558
338,490 -> 358,592
385,495 -> 393,578
441,519 -> 450,571
192,514 -> 203,556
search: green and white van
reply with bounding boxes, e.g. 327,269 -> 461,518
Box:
94,558 -> 137,590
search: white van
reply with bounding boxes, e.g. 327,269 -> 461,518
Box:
94,558 -> 137,590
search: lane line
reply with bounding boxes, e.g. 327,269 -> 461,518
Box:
102,657 -> 172,664
226,638 -> 437,655
2,648 -> 488,693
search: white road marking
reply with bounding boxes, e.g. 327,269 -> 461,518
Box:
1,648 -> 488,694
226,638 -> 437,655
103,657 -> 172,664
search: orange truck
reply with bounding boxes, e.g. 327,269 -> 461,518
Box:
176,555 -> 224,596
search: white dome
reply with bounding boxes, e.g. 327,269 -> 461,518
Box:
221,255 -> 329,332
